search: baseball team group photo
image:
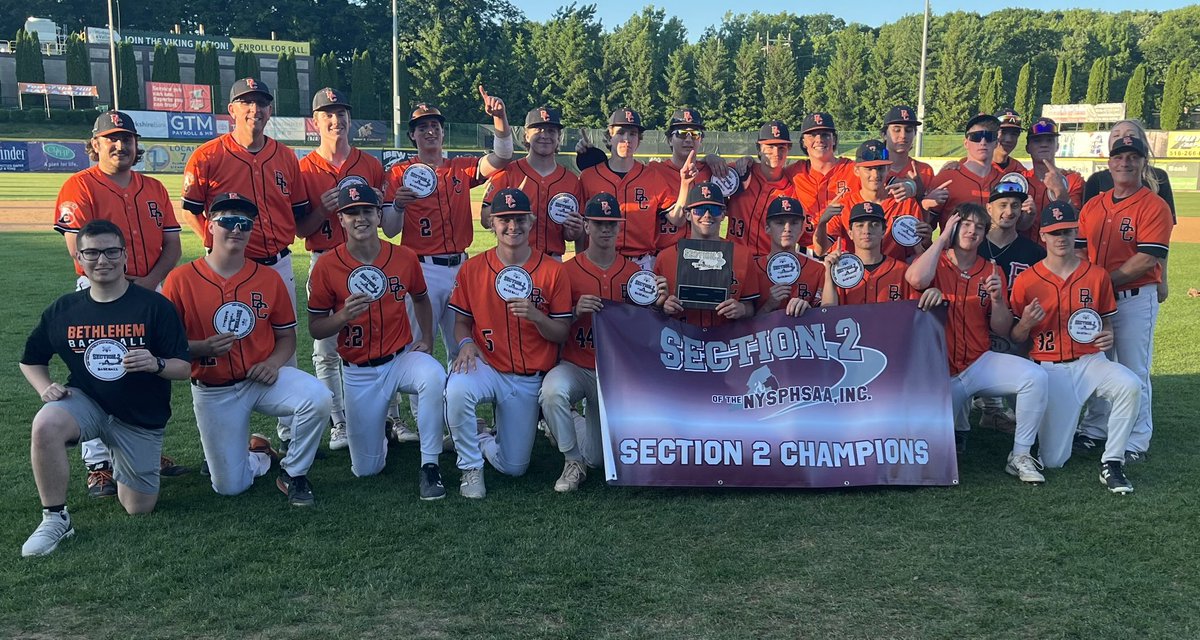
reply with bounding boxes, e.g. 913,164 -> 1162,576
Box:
1,1 -> 1198,637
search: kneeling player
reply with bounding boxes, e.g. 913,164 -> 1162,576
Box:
163,194 -> 331,506
906,203 -> 1048,481
307,185 -> 449,499
445,188 -> 572,498
755,196 -> 825,316
1010,201 -> 1139,493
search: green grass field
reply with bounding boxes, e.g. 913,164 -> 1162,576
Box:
0,222 -> 1198,637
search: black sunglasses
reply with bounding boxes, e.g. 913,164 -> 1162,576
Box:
214,215 -> 255,232
966,130 -> 998,143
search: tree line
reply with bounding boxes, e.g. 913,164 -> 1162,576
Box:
6,2 -> 1200,131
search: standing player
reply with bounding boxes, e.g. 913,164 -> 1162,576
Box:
726,120 -> 802,256
906,204 -> 1049,475
929,113 -> 1008,230
297,87 -> 388,450
481,105 -> 584,258
54,111 -> 186,495
754,196 -> 826,316
307,185 -> 448,499
650,108 -> 738,253
539,193 -> 648,492
1020,117 -> 1084,241
445,188 -> 572,498
821,203 -> 942,309
578,108 -> 678,270
19,221 -> 190,556
383,88 -> 513,361
163,194 -> 330,507
790,112 -> 859,241
993,108 -> 1028,173
879,105 -> 948,210
1010,201 -> 1140,493
655,182 -> 761,328
1075,135 -> 1172,463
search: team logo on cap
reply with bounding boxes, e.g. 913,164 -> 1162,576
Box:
225,192 -> 240,201
625,109 -> 635,123
771,124 -> 781,138
900,109 -> 911,120
683,110 -> 695,123
504,193 -> 517,208
244,78 -> 258,89
700,185 -> 712,199
780,199 -> 792,212
347,187 -> 362,201
325,89 -> 336,102
812,113 -> 824,125
539,108 -> 551,121
862,202 -> 874,213
601,200 -> 612,214
1051,206 -> 1064,220
109,113 -> 123,127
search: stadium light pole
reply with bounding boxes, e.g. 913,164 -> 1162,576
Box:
915,0 -> 930,156
107,0 -> 120,110
392,0 -> 401,148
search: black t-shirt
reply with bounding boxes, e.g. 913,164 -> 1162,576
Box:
982,235 -> 1046,284
1084,167 -> 1175,223
21,285 -> 190,429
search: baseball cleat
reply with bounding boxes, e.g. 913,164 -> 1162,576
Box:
1073,434 -> 1104,453
419,463 -> 447,501
276,470 -> 316,507
86,464 -> 117,498
249,433 -> 281,465
954,431 -> 968,455
1100,461 -> 1134,494
460,468 -> 486,499
1124,450 -> 1149,465
979,408 -> 1017,434
22,509 -> 74,557
387,417 -> 420,443
329,422 -> 348,451
159,454 -> 191,477
1005,452 -> 1045,484
554,460 -> 587,493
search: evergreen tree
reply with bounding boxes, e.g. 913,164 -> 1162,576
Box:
1013,62 -> 1035,122
351,50 -> 379,119
193,44 -> 220,112
762,39 -> 802,126
151,44 -> 180,83
1124,63 -> 1147,123
16,29 -> 46,107
1160,60 -> 1187,130
978,66 -> 1004,115
65,33 -> 93,109
117,41 -> 141,109
1050,58 -> 1069,105
663,46 -> 694,114
275,53 -> 301,116
929,15 -> 980,133
410,17 -> 482,121
729,38 -> 764,130
1084,57 -> 1111,130
692,36 -> 731,130
234,48 -> 261,80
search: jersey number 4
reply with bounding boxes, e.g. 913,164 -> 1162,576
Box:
575,327 -> 594,349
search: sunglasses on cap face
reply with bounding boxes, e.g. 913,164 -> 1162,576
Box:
690,204 -> 725,218
671,130 -> 703,140
994,181 -> 1026,195
78,247 -> 125,262
966,130 -> 998,143
1031,121 -> 1058,136
214,215 -> 255,232
861,147 -> 890,162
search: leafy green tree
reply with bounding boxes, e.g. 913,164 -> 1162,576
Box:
151,44 -> 181,83
1050,58 -> 1069,105
1123,63 -> 1147,123
1013,61 -> 1036,122
692,35 -> 732,129
866,16 -> 922,128
929,14 -> 980,132
978,66 -> 1004,116
762,40 -> 801,126
663,45 -> 694,114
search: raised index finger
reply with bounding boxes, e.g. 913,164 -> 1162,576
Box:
478,85 -> 490,100
935,180 -> 953,191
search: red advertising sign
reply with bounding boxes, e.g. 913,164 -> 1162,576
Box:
147,82 -> 213,113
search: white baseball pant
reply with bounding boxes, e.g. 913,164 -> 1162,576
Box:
1037,353 -> 1139,468
446,360 -> 542,476
402,257 -> 463,422
191,367 -> 330,495
951,351 -> 1048,452
307,250 -> 346,426
265,254 -> 301,442
538,361 -> 604,467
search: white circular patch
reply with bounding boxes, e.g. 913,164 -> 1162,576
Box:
1067,308 -> 1102,344
494,265 -> 534,300
402,163 -> 437,198
84,339 -> 128,381
337,175 -> 369,190
626,270 -> 659,306
999,172 -> 1030,193
546,192 -> 579,224
890,215 -> 921,247
347,265 -> 388,301
213,301 -> 256,339
710,170 -> 740,199
766,252 -> 801,285
832,254 -> 866,289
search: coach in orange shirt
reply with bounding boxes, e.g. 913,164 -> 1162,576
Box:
163,194 -> 330,507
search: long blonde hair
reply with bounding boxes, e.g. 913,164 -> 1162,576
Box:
1109,119 -> 1160,194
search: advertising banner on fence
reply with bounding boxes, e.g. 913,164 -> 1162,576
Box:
167,113 -> 216,139
1161,161 -> 1200,190
1040,103 -> 1126,124
593,302 -> 958,488
264,117 -> 307,143
305,118 -> 390,145
147,82 -> 212,113
125,110 -> 169,139
230,37 -> 310,56
0,142 -> 28,172
116,30 -> 233,51
26,142 -> 88,172
1166,132 -> 1200,158
17,83 -> 99,97
135,142 -> 201,173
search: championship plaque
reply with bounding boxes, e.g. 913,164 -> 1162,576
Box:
1067,308 -> 1102,344
402,163 -> 438,198
890,215 -> 922,247
494,265 -> 534,300
626,270 -> 659,306
832,254 -> 866,289
675,238 -> 734,310
766,252 -> 801,286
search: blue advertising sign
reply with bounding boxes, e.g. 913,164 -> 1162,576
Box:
167,113 -> 216,139
0,142 -> 29,172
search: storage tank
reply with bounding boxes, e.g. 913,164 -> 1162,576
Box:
23,17 -> 60,44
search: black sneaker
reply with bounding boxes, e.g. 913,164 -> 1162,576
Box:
1100,461 -> 1133,494
1124,450 -> 1149,465
1073,434 -> 1104,453
419,463 -> 447,501
276,470 -> 316,507
954,431 -> 968,455
200,459 -> 210,477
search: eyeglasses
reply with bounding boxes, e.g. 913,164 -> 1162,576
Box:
690,204 -> 725,218
966,130 -> 998,143
214,215 -> 255,231
994,181 -> 1027,195
671,130 -> 703,140
78,247 -> 125,261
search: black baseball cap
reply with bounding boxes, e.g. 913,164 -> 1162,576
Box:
336,183 -> 380,212
667,108 -> 705,131
855,140 -> 891,167
525,106 -> 563,129
210,193 -> 259,218
883,105 -> 921,127
490,188 -> 533,216
758,120 -> 792,144
229,77 -> 273,103
1027,117 -> 1060,138
800,112 -> 836,134
408,103 -> 445,129
996,108 -> 1023,130
92,111 -> 138,137
608,107 -> 644,131
685,182 -> 725,208
583,193 -> 623,220
1040,200 -> 1079,234
312,87 -> 351,112
1110,135 -> 1147,158
766,196 -> 805,219
964,112 -> 1001,132
848,201 -> 886,223
989,181 -> 1029,203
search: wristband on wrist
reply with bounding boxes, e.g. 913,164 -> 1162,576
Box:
458,337 -> 475,349
493,133 -> 514,160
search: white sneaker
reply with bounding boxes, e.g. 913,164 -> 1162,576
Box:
22,509 -> 74,557
460,468 -> 486,499
554,460 -> 587,493
388,418 -> 419,443
329,422 -> 348,450
1005,452 -> 1046,484
539,418 -> 557,447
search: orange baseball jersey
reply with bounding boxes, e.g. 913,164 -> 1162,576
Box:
828,191 -> 925,261
579,161 -> 676,258
885,158 -> 936,199
651,158 -> 728,251
833,256 -> 915,306
654,242 -> 762,329
383,155 -> 485,255
1019,168 -> 1085,243
931,252 -> 1007,376
726,169 -> 801,256
55,167 -> 181,278
929,160 -> 1006,229
298,147 -> 385,252
162,258 -> 296,384
448,249 -> 572,375
1010,260 -> 1117,363
790,158 -> 858,222
181,134 -> 310,260
1077,187 -> 1172,291
561,253 -> 642,369
994,157 -> 1028,173
483,158 -> 584,256
754,252 -> 825,307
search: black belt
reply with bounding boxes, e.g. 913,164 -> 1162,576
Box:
513,370 -> 547,378
1116,287 -> 1143,300
343,346 -> 406,368
251,247 -> 292,266
418,253 -> 464,267
191,378 -> 242,388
